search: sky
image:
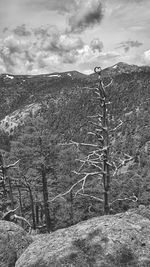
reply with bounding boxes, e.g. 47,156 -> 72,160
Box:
0,0 -> 150,75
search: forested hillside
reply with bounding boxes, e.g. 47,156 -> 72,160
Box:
0,62 -> 150,232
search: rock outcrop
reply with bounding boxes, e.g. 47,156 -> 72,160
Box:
0,220 -> 33,267
16,212 -> 150,267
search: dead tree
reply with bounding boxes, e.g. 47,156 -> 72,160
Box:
50,67 -> 138,215
23,176 -> 36,230
41,163 -> 52,233
93,66 -> 110,214
0,152 -> 19,208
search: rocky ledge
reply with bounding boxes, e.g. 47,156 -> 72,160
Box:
0,220 -> 32,267
15,211 -> 150,267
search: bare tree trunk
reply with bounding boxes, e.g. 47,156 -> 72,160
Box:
102,103 -> 110,215
41,164 -> 51,232
28,186 -> 36,230
97,70 -> 110,215
17,184 -> 24,227
0,152 -> 7,203
0,153 -> 19,210
35,203 -> 39,226
40,204 -> 44,224
69,190 -> 74,226
8,176 -> 14,209
24,176 -> 36,229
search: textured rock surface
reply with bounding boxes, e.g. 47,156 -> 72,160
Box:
16,212 -> 150,267
0,220 -> 33,267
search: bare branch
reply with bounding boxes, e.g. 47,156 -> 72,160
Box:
117,156 -> 135,169
14,214 -> 31,226
36,224 -> 46,230
89,121 -> 101,128
87,114 -> 103,119
60,140 -> 98,148
73,170 -> 102,177
74,188 -> 83,197
77,193 -> 103,203
5,160 -> 20,170
95,96 -> 105,102
76,150 -> 103,171
90,121 -> 108,133
2,206 -> 19,220
79,143 -> 98,147
50,171 -> 102,202
110,194 -> 138,206
112,154 -> 135,176
86,161 -> 103,172
106,161 -> 114,168
87,132 -> 96,136
102,78 -> 113,89
49,177 -> 87,202
94,91 -> 101,97
106,102 -> 112,105
110,120 -> 123,132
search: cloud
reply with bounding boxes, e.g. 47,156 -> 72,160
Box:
118,40 -> 143,52
3,27 -> 8,33
38,32 -> 85,64
2,35 -> 30,54
68,0 -> 104,33
0,57 -> 6,73
0,34 -> 33,73
143,49 -> 150,64
0,26 -> 106,74
51,35 -> 84,57
24,0 -> 77,13
0,27 -> 86,73
13,24 -> 31,37
33,28 -> 85,64
78,50 -> 120,73
106,0 -> 150,37
90,38 -> 103,52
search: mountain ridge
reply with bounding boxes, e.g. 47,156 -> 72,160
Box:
1,62 -> 150,80
0,62 -> 150,137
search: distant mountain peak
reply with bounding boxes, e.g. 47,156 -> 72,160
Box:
102,62 -> 146,76
114,62 -> 130,66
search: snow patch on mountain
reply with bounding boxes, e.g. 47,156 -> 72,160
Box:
48,74 -> 61,78
0,103 -> 41,135
5,74 -> 14,79
112,65 -> 117,69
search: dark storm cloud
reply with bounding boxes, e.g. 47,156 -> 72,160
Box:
68,0 -> 104,33
119,40 -> 143,52
13,24 -> 31,37
90,38 -> 103,52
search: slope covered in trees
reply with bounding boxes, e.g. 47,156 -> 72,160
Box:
0,63 -> 150,232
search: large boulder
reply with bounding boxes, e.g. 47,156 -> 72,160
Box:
16,212 -> 150,267
0,220 -> 33,267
